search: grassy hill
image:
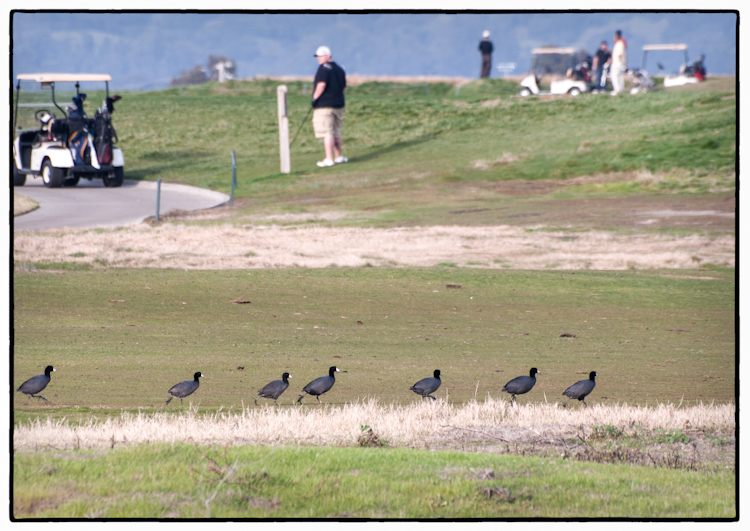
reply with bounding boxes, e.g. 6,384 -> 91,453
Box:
16,76 -> 734,228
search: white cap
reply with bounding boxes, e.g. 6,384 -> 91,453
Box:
314,45 -> 331,57
483,30 -> 490,38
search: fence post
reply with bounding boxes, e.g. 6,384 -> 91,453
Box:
155,178 -> 161,222
277,85 -> 291,174
231,150 -> 236,207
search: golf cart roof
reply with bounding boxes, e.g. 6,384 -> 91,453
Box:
16,73 -> 112,82
532,47 -> 577,55
642,44 -> 688,51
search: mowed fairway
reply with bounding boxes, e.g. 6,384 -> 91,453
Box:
12,267 -> 736,518
13,267 -> 734,412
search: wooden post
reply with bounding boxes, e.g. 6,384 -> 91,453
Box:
277,85 -> 290,174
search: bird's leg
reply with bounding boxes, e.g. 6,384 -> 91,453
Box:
563,397 -> 571,408
316,396 -> 321,404
38,395 -> 49,403
297,395 -> 304,404
582,399 -> 588,408
166,396 -> 173,405
254,398 -> 259,406
429,395 -> 436,401
274,400 -> 279,406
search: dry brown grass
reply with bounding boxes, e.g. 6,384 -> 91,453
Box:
13,399 -> 734,452
13,194 -> 39,217
13,222 -> 735,270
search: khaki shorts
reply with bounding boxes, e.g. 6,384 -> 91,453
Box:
312,107 -> 344,139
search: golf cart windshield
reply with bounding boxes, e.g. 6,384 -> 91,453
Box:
641,44 -> 690,71
530,47 -> 577,76
14,73 -> 113,131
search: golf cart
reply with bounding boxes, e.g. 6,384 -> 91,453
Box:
642,44 -> 706,87
13,73 -> 125,187
519,47 -> 591,97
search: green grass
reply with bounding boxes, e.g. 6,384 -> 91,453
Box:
12,443 -> 735,519
13,267 -> 735,423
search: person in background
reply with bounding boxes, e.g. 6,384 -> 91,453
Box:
311,45 -> 347,167
591,40 -> 611,90
479,30 -> 493,78
610,30 -> 627,95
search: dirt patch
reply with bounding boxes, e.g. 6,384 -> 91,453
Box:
13,222 -> 734,270
433,424 -> 735,472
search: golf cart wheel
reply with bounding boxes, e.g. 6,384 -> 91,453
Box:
568,87 -> 582,96
13,165 -> 26,186
41,159 -> 65,188
63,174 -> 81,187
519,88 -> 532,97
103,167 -> 124,188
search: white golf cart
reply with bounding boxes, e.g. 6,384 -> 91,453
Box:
641,44 -> 706,88
13,73 -> 125,187
519,47 -> 591,97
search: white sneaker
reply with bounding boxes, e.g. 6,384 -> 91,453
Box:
334,156 -> 348,164
316,159 -> 334,167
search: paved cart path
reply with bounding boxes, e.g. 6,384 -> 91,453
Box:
13,179 -> 229,231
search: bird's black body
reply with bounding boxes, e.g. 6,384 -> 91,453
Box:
166,372 -> 204,405
298,366 -> 339,404
410,369 -> 442,400
562,371 -> 597,407
256,372 -> 291,405
502,367 -> 540,404
17,365 -> 55,404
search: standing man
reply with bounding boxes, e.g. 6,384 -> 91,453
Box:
479,30 -> 493,78
591,40 -> 611,90
611,30 -> 627,95
311,45 -> 347,167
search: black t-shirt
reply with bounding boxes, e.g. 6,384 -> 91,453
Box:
479,41 -> 493,55
595,49 -> 611,67
313,61 -> 346,108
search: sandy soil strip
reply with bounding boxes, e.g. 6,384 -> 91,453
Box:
13,223 -> 735,270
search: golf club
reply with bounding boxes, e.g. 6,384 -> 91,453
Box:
290,106 -> 313,146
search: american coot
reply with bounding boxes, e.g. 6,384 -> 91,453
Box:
17,365 -> 56,404
255,372 -> 291,406
562,371 -> 597,407
298,366 -> 339,404
501,367 -> 540,404
409,369 -> 442,400
166,372 -> 204,405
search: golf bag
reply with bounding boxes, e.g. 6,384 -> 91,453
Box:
94,110 -> 118,165
94,95 -> 121,165
67,116 -> 91,165
692,55 -> 706,81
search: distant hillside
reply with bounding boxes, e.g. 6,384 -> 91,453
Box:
11,12 -> 738,90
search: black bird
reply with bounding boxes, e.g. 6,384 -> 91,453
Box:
255,372 -> 292,405
501,368 -> 540,404
166,372 -> 204,405
562,371 -> 597,407
17,365 -> 56,404
298,366 -> 339,404
409,369 -> 442,400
